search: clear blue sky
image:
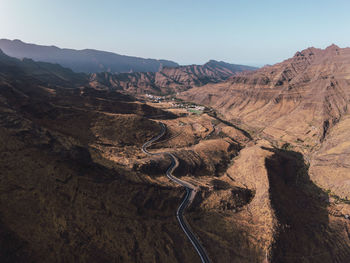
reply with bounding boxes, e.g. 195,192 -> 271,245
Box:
1,0 -> 350,66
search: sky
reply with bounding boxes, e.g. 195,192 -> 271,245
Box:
1,0 -> 350,66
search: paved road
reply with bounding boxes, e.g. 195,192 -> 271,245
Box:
142,123 -> 211,263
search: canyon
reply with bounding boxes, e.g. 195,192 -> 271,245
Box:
1,43 -> 350,263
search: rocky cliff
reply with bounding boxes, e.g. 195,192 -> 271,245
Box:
181,44 -> 350,151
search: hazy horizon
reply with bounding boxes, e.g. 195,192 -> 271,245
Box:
1,0 -> 350,66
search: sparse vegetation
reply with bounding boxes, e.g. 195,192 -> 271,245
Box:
325,189 -> 350,204
281,142 -> 293,150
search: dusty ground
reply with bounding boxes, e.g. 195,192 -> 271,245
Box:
1,49 -> 350,263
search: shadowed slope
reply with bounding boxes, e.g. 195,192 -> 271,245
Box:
264,148 -> 350,262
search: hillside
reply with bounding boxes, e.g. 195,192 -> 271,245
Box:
90,60 -> 257,94
180,44 -> 350,198
0,49 -> 264,262
0,39 -> 179,73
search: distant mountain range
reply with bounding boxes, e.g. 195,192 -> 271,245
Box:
0,39 -> 179,73
0,39 -> 257,76
0,42 -> 257,96
0,48 -> 87,87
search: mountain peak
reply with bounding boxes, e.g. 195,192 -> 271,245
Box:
293,47 -> 320,58
207,59 -> 219,63
205,60 -> 223,66
326,43 -> 340,51
293,44 -> 341,59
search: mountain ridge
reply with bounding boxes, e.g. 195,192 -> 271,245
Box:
90,59 -> 257,94
0,39 -> 179,73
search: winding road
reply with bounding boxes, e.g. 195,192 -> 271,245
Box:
142,123 -> 211,263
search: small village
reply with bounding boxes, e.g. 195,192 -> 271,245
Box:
145,93 -> 206,114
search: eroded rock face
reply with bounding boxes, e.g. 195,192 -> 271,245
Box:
180,45 -> 350,188
310,114 -> 350,199
180,45 -> 350,149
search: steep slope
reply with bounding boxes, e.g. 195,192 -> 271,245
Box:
90,60 -> 257,95
0,39 -> 178,73
310,114 -> 350,199
181,44 -> 350,148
